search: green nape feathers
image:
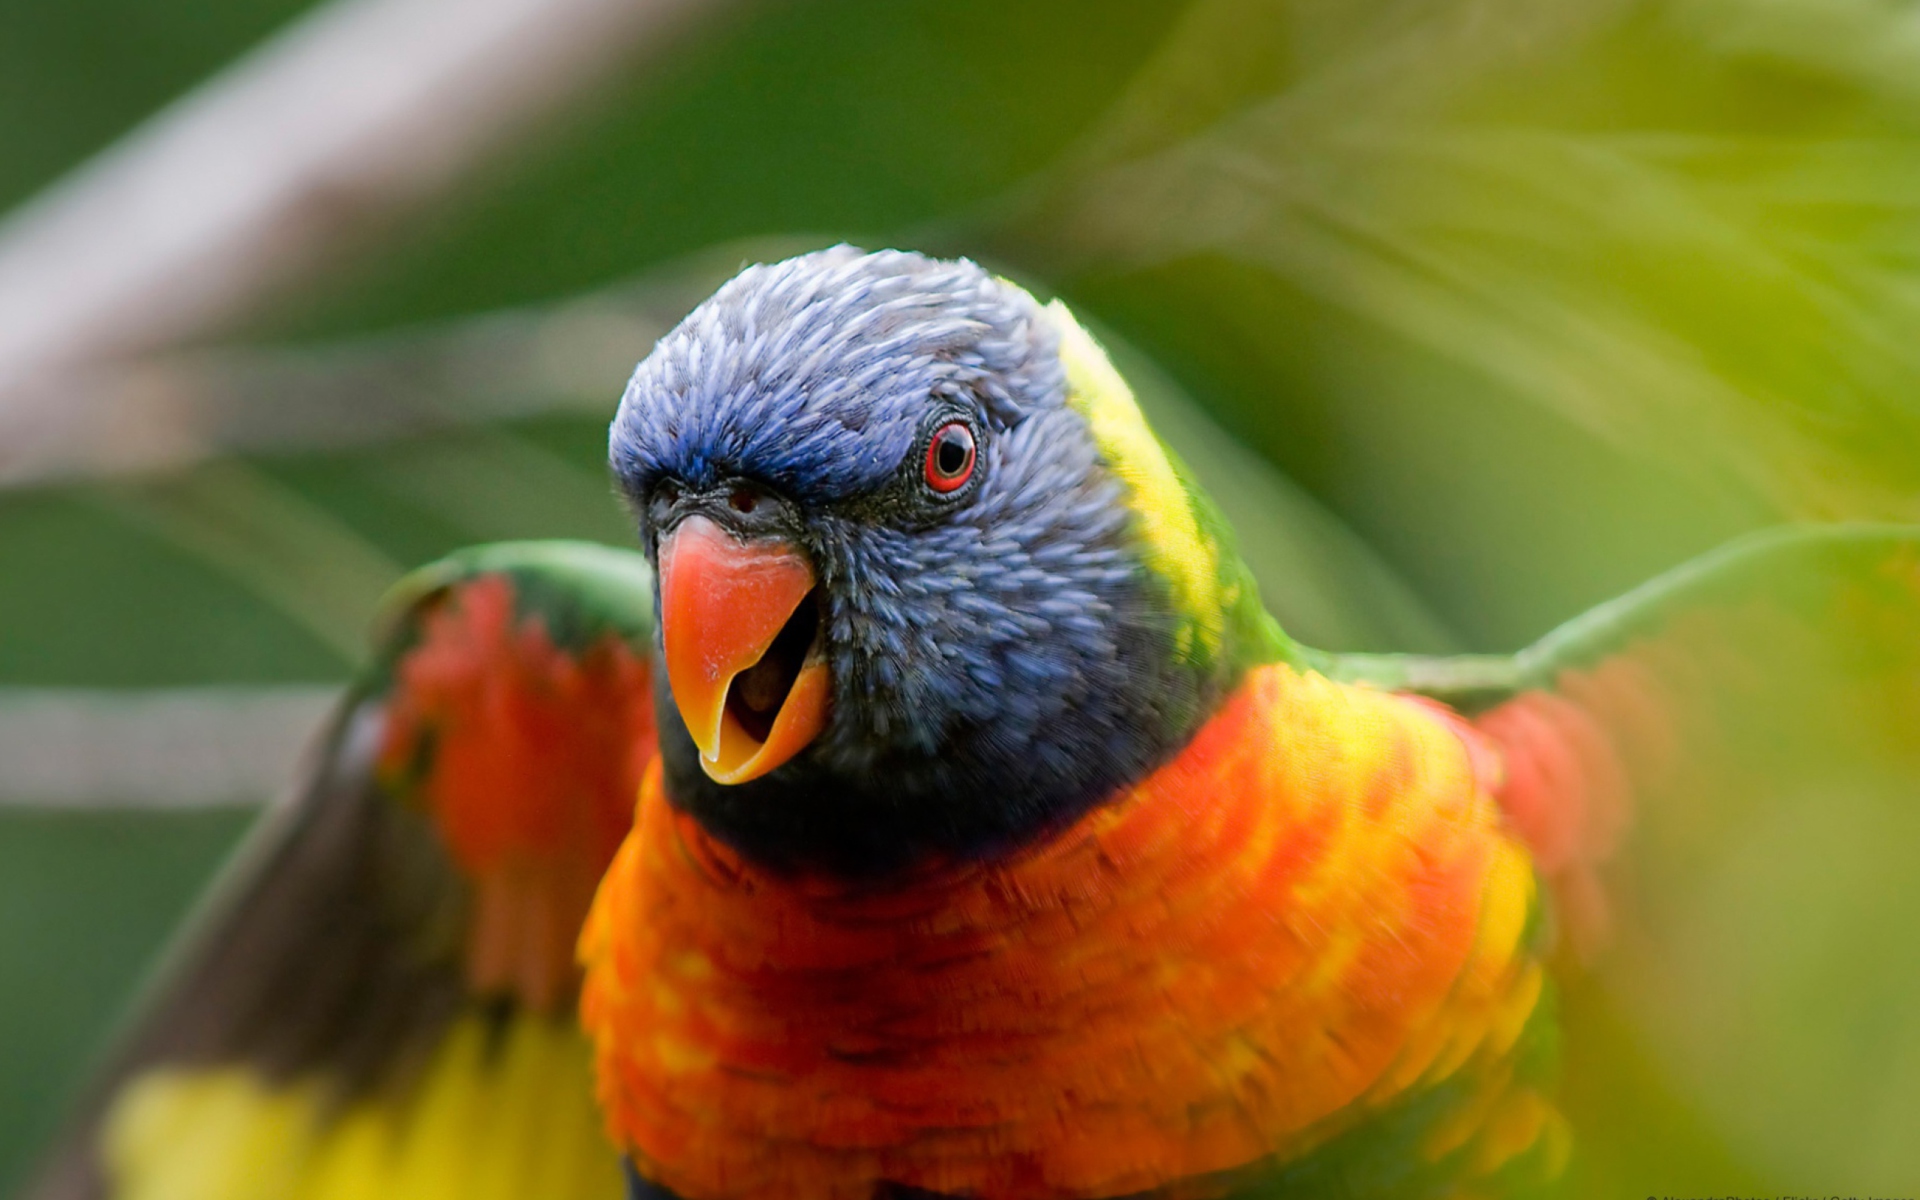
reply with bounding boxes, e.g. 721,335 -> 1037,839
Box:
1051,299 -> 1290,673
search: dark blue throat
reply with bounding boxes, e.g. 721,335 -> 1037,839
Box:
651,597 -> 1221,878
646,483 -> 1232,876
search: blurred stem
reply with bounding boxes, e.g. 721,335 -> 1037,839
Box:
0,236 -> 821,491
91,462 -> 405,664
0,685 -> 338,810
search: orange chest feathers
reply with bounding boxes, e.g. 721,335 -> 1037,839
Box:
580,663 -> 1548,1200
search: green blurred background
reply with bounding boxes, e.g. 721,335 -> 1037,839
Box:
4,0 -> 1918,1194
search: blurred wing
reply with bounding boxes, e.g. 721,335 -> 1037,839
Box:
1318,522 -> 1920,958
27,541 -> 656,1200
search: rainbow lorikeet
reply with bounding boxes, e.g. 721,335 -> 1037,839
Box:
28,248 -> 1920,1200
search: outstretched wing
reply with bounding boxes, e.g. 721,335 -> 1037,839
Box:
1312,523 -> 1920,1188
27,541 -> 656,1200
1318,523 -> 1920,956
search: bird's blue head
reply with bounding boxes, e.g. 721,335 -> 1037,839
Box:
610,247 -> 1263,873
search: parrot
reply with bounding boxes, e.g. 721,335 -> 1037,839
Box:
24,246 -> 1920,1200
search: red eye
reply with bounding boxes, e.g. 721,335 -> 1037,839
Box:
923,421 -> 976,493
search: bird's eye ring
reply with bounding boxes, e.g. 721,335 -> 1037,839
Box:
923,421 -> 976,494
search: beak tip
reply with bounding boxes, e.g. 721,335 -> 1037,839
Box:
665,674 -> 727,765
697,754 -> 746,786
690,661 -> 830,787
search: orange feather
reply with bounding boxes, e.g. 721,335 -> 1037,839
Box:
379,575 -> 656,1012
580,663 -> 1549,1200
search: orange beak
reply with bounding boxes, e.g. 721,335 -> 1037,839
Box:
658,515 -> 829,784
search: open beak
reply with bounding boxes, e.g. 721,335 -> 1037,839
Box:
658,514 -> 829,784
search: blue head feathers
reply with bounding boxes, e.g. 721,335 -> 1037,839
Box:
611,247 -> 1061,503
610,247 -> 1227,873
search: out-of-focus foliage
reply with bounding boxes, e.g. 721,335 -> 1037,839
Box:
5,0 -> 1920,1195
1005,0 -> 1920,521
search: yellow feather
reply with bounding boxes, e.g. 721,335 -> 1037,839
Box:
1048,300 -> 1225,658
100,1014 -> 623,1200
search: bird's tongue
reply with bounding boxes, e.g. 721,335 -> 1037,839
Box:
658,515 -> 828,784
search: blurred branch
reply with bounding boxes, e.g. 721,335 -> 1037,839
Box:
1,291 -> 660,488
0,237 -> 812,489
0,686 -> 338,809
0,0 -> 740,412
